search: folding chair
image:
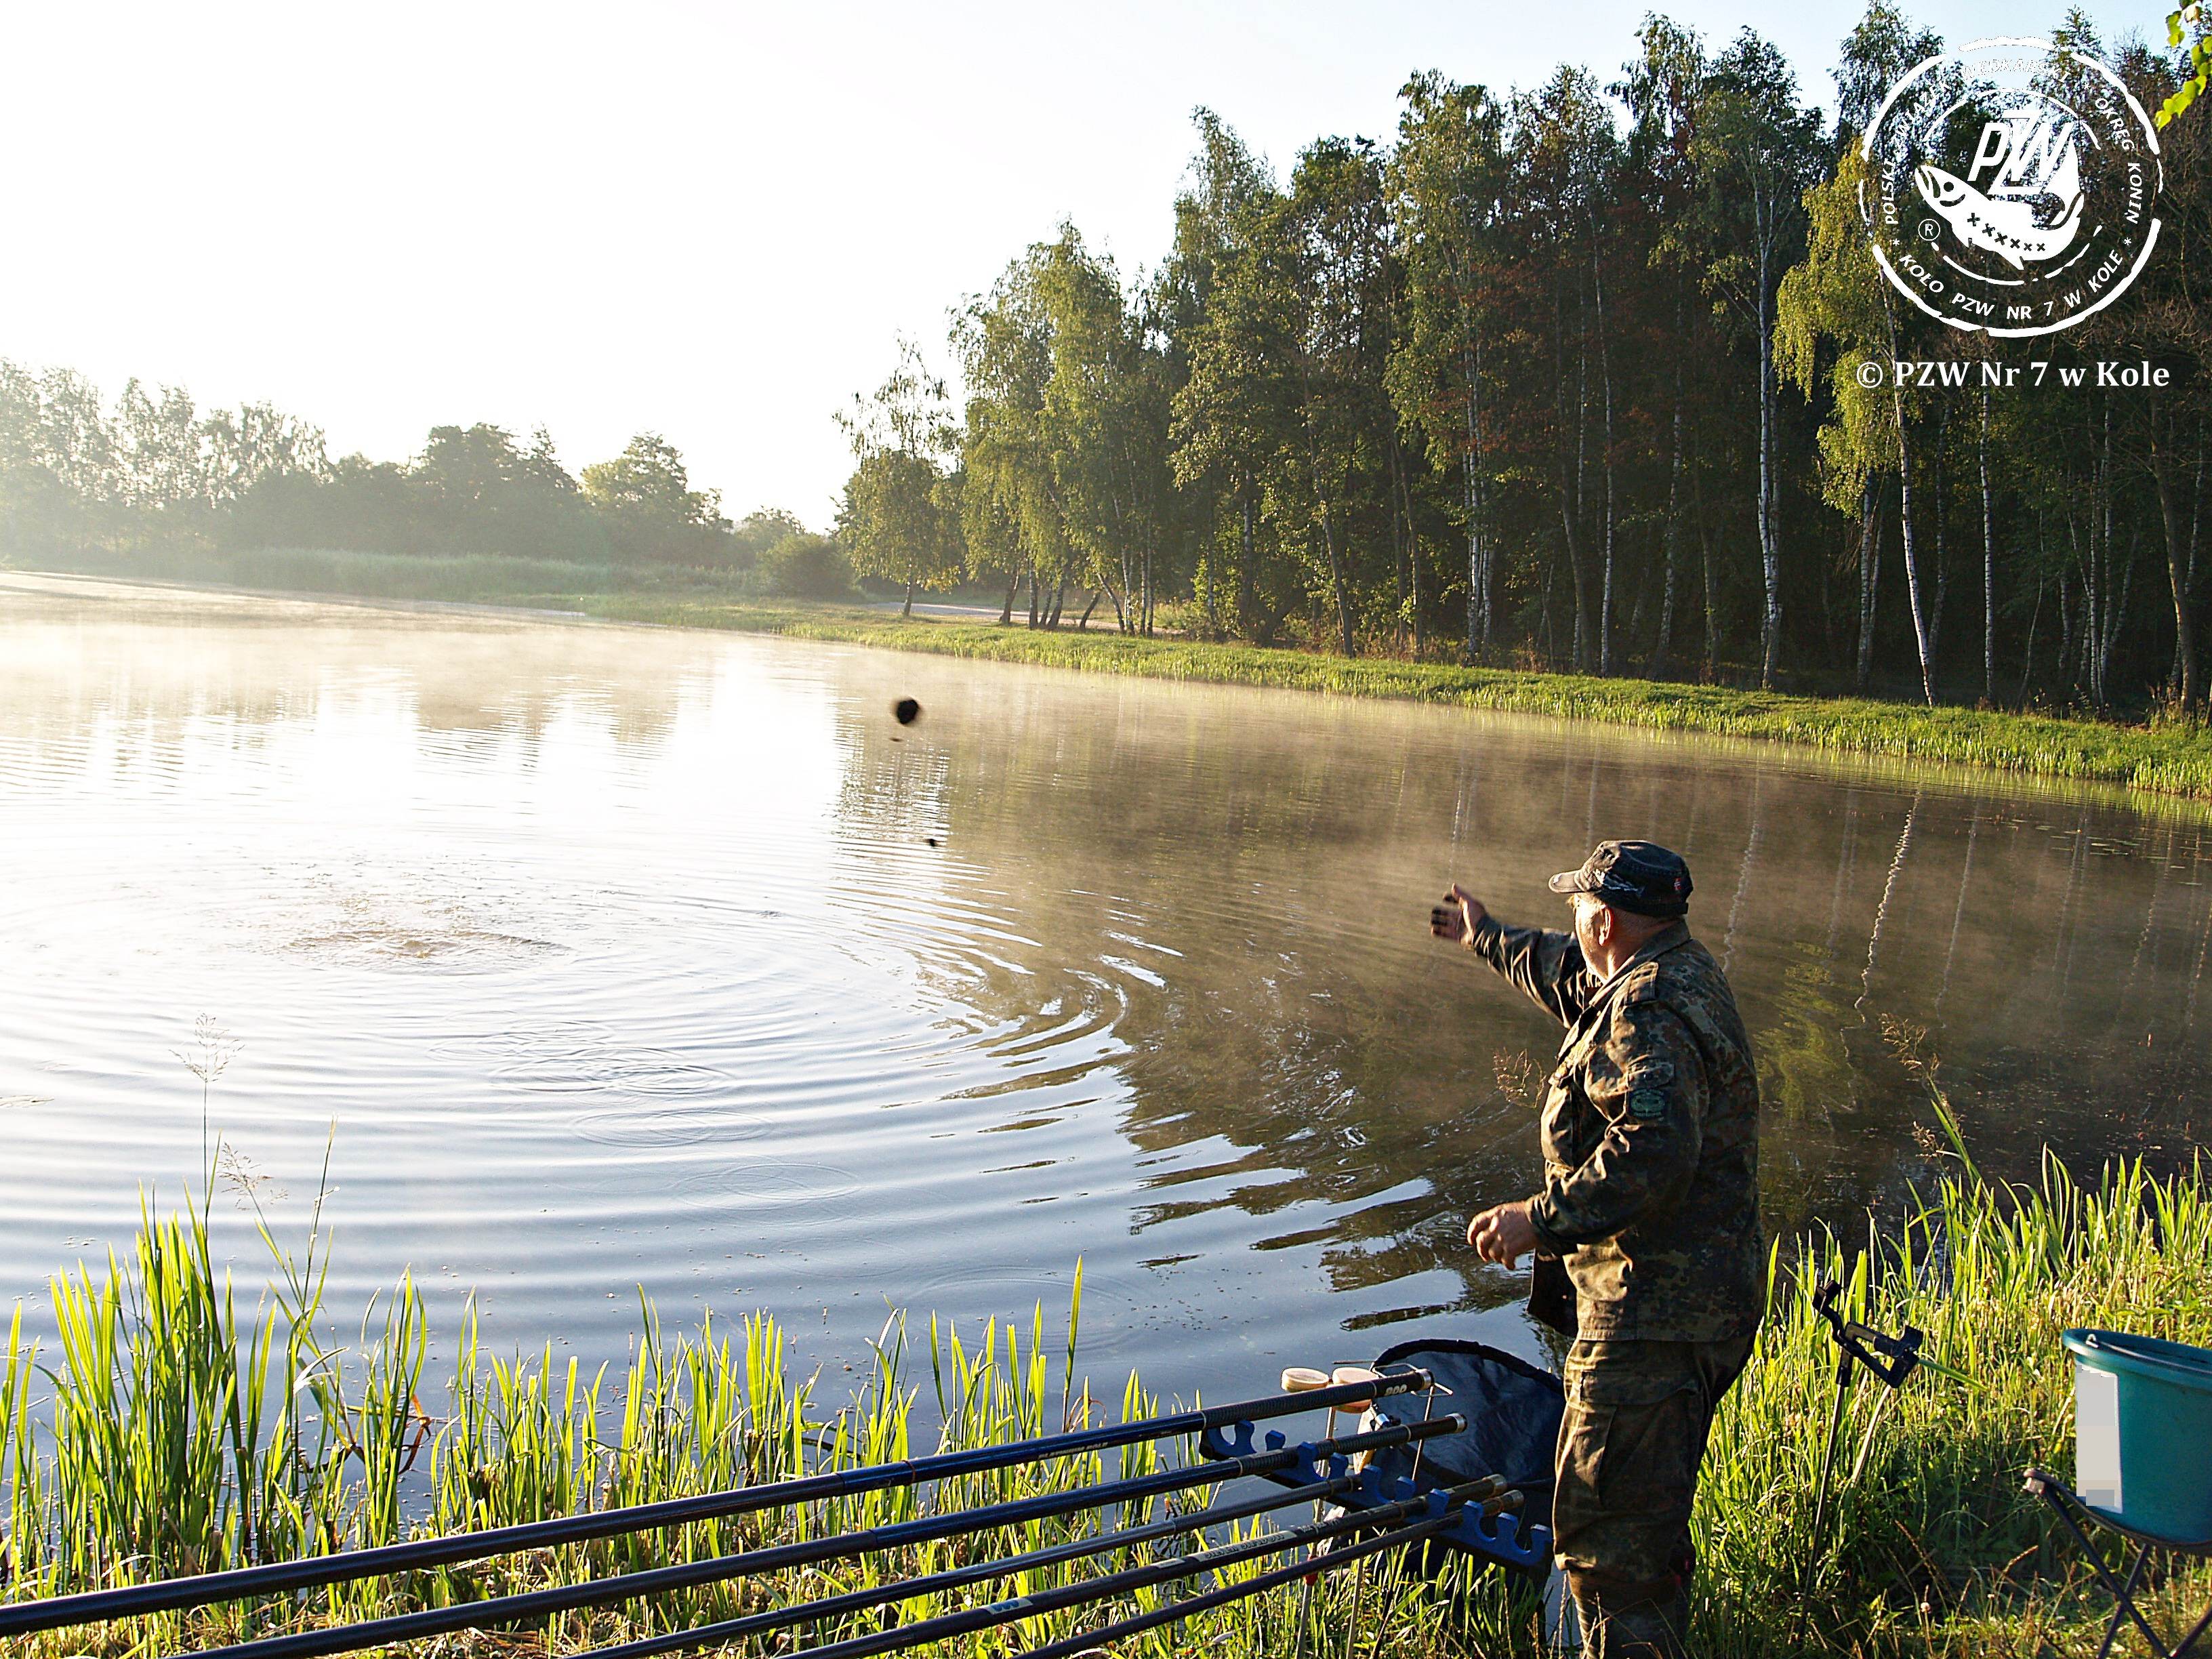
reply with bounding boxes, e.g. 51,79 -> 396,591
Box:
2025,1327 -> 2212,1659
2026,1469 -> 2212,1658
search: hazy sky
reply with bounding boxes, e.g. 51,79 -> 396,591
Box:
5,1 -> 2142,525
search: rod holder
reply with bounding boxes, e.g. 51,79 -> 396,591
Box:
1198,1412 -> 1547,1569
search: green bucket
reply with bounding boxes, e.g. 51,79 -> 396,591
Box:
2062,1328 -> 2212,1543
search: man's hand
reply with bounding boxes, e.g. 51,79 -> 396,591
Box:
1429,884 -> 1488,950
1467,1200 -> 1538,1267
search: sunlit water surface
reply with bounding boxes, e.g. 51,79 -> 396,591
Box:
1,574 -> 2206,1399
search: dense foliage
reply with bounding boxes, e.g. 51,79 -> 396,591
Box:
0,365 -> 804,577
844,5 -> 2212,712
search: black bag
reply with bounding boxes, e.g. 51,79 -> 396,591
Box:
1527,1252 -> 1578,1338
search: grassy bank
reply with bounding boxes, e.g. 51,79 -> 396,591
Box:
579,597 -> 2212,806
3,1139 -> 2207,1657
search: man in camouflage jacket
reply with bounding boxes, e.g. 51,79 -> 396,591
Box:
1431,840 -> 1763,1659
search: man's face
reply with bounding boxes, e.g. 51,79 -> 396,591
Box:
1570,892 -> 1610,962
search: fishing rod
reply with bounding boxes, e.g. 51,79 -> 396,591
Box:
173,1411 -> 1467,1659
0,1365 -> 1429,1640
579,1475 -> 1521,1659
573,1463 -> 1511,1659
1020,1484 -> 1523,1659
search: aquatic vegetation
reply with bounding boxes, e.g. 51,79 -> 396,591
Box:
3,1144 -> 2210,1654
582,598 -> 2212,808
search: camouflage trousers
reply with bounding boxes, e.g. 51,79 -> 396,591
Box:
1553,1334 -> 1756,1659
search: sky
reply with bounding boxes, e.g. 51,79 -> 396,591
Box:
1,0 -> 2147,527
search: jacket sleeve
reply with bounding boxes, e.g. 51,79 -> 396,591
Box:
1469,914 -> 1589,1027
1525,994 -> 1706,1248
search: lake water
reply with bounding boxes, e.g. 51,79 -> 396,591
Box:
1,573 -> 2205,1402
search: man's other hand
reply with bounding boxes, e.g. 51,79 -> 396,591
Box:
1467,1200 -> 1538,1267
1429,884 -> 1488,949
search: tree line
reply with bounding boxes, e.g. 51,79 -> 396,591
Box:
0,361 -> 817,577
836,5 -> 2212,711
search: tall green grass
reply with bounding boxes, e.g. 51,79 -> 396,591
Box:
581,598 -> 2212,808
1692,1155 -> 2212,1658
5,1132 -> 2209,1656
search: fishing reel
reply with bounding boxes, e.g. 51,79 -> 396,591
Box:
1810,1277 -> 1924,1389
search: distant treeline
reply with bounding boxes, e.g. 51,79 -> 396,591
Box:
834,5 -> 2212,711
0,361 -> 841,590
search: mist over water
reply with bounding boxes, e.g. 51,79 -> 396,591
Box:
1,573 -> 2205,1401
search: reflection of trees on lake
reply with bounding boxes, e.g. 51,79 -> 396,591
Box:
827,679 -> 2212,1322
0,579 -> 729,776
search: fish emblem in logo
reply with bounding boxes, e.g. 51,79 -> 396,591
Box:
1910,108 -> 2086,270
1914,157 -> 2084,268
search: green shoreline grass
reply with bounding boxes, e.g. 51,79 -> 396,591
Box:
576,596 -> 2212,806
5,1130 -> 2209,1655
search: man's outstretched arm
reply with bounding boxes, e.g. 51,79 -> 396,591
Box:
1431,884 -> 1589,1027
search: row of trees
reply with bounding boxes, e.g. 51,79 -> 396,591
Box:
0,361 -> 799,571
838,6 -> 2212,710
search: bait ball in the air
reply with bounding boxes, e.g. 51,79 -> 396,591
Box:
894,697 -> 921,725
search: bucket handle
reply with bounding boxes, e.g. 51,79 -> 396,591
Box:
2078,1331 -> 2212,1380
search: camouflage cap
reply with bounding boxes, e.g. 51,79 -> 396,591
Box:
1547,840 -> 1694,917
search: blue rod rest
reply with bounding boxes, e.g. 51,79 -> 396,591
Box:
1197,1418 -> 1549,1570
